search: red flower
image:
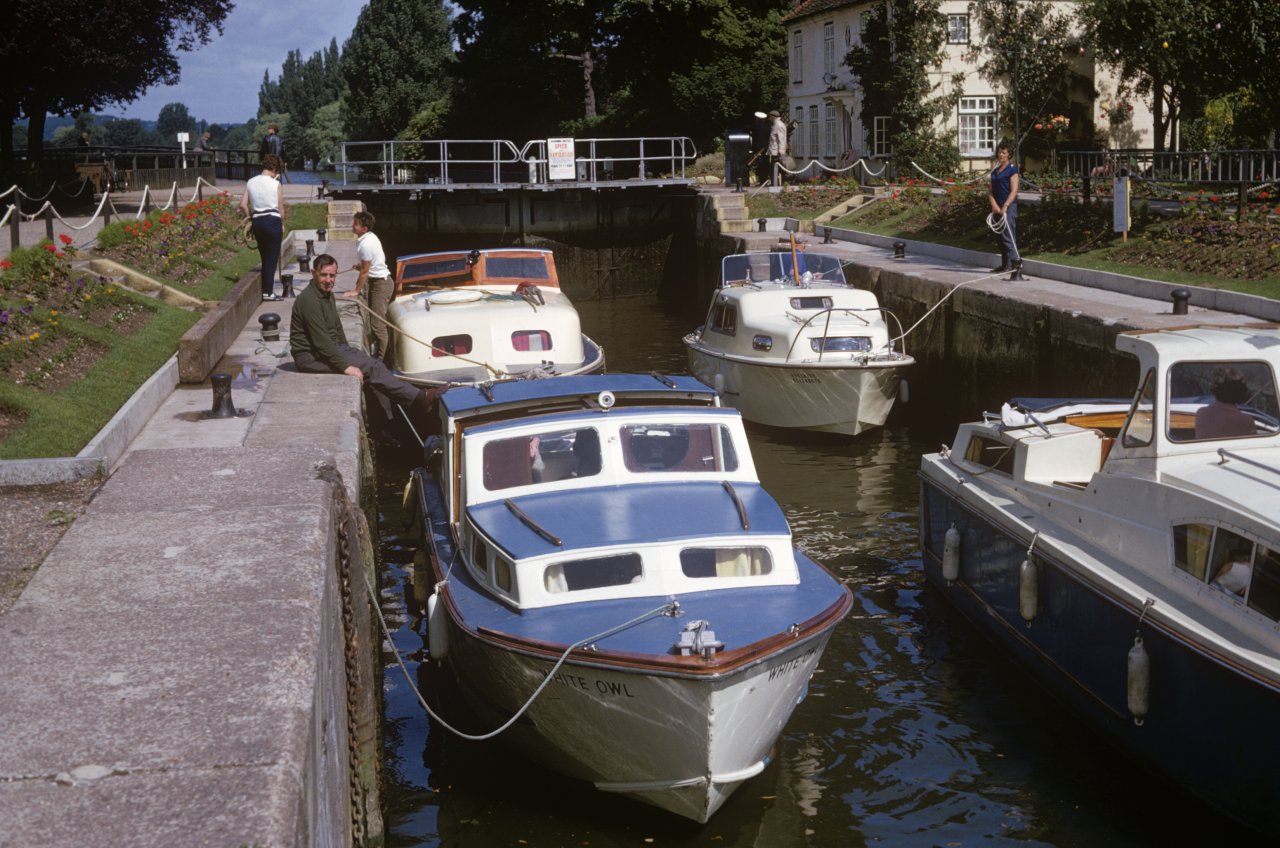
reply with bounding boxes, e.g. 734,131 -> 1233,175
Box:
58,233 -> 74,245
1210,195 -> 1220,203
43,243 -> 57,253
0,259 -> 12,270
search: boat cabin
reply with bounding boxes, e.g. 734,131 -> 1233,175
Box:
394,247 -> 562,294
435,376 -> 800,610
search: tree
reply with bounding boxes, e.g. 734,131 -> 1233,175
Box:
342,0 -> 454,140
157,102 -> 197,143
0,0 -> 232,184
845,0 -> 961,175
970,0 -> 1077,160
101,118 -> 153,148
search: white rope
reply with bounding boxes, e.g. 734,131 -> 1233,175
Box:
986,211 -> 1009,234
0,204 -> 12,228
909,161 -> 987,185
366,553 -> 676,742
776,156 -> 888,179
51,191 -> 112,231
892,270 -> 1011,345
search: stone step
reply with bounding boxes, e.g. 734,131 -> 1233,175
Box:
719,220 -> 753,233
715,206 -> 750,222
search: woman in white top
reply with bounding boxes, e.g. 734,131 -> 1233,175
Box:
238,153 -> 287,300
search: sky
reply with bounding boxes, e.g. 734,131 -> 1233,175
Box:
113,2 -> 367,126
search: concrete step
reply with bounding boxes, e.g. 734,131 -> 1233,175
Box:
715,206 -> 750,222
719,221 -> 753,233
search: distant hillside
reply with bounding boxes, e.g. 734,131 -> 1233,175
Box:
17,114 -> 158,139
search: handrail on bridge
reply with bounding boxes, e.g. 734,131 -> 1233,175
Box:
338,136 -> 698,187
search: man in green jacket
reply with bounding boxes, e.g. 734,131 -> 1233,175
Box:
290,254 -> 442,438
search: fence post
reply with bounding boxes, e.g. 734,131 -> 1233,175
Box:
44,205 -> 54,242
8,205 -> 18,251
1238,181 -> 1247,223
103,195 -> 112,227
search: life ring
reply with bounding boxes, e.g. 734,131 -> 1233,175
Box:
427,289 -> 484,305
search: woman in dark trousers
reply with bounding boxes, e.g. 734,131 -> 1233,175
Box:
989,140 -> 1025,279
238,154 -> 287,300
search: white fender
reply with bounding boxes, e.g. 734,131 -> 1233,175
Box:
942,524 -> 961,583
1018,557 -> 1038,624
1127,635 -> 1150,726
427,588 -> 449,661
898,379 -> 909,404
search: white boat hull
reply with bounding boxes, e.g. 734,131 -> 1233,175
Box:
442,621 -> 834,822
686,343 -> 906,435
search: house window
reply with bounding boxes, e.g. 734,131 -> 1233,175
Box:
824,102 -> 836,157
860,10 -> 874,36
808,105 -> 819,160
872,116 -> 891,158
947,14 -> 969,44
793,108 -> 805,158
958,96 -> 997,157
791,30 -> 803,83
823,22 -> 836,77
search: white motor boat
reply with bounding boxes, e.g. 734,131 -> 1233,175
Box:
386,247 -> 604,387
683,248 -> 913,436
408,373 -> 852,822
919,324 -> 1280,835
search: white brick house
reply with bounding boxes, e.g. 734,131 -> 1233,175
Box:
780,0 -> 1153,174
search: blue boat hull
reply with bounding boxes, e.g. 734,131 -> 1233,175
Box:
920,478 -> 1280,836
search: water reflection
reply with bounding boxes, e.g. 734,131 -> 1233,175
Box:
375,294 -> 1260,847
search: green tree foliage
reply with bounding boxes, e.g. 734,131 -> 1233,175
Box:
343,0 -> 454,140
299,101 -> 346,168
1077,0 -> 1280,149
101,118 -> 155,148
0,0 -> 232,183
156,102 -> 197,142
970,0 -> 1077,156
258,38 -> 347,168
219,120 -> 258,152
845,0 -> 960,175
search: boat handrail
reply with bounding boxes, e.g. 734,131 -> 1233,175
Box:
783,307 -> 910,363
1216,448 -> 1280,478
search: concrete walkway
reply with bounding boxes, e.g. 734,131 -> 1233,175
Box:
0,233 -> 378,846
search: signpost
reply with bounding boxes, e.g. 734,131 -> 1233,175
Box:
1113,171 -> 1130,242
548,137 -> 575,181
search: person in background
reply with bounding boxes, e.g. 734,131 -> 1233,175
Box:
194,131 -> 213,152
238,153 -> 286,301
989,140 -> 1024,278
291,254 -> 443,442
1194,366 -> 1256,439
767,110 -> 788,186
259,124 -> 289,183
339,210 -> 395,366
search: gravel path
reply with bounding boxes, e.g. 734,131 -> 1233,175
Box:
0,477 -> 102,613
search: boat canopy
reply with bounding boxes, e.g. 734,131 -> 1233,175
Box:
721,251 -> 847,287
395,247 -> 561,293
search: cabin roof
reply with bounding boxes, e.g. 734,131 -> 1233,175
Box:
441,373 -> 717,417
1117,325 -> 1280,363
467,480 -> 790,560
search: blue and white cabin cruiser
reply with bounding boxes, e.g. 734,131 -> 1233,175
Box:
919,324 -> 1280,834
409,373 -> 852,822
387,248 -> 604,387
684,249 -> 913,435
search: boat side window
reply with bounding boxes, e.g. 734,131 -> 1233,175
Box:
1247,547 -> 1280,621
709,302 -> 737,336
1121,368 -> 1157,448
1172,523 -> 1214,581
543,553 -> 643,594
790,296 -> 833,309
471,530 -> 489,575
680,546 -> 773,578
1168,360 -> 1279,442
431,334 -> 472,358
1207,530 -> 1253,598
494,556 -> 514,593
483,427 -> 601,489
963,434 -> 1014,474
512,330 -> 552,352
621,424 -> 739,472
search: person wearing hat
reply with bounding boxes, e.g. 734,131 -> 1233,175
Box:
1194,366 -> 1255,439
767,110 -> 788,185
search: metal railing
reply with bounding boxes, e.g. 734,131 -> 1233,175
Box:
1059,148 -> 1279,185
337,137 -> 699,187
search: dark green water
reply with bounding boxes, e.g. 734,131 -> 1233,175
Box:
372,295 -> 1260,847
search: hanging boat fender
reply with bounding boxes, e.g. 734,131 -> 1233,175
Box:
898,378 -> 909,404
942,524 -> 961,583
713,372 -> 725,395
1127,634 -> 1150,726
411,549 -> 432,606
1018,557 -> 1038,624
427,582 -> 450,661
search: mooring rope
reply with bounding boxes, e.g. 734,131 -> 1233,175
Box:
364,560 -> 676,741
343,292 -> 510,379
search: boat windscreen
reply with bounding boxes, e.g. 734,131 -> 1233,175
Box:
399,256 -> 471,286
722,252 -> 846,286
486,255 -> 551,281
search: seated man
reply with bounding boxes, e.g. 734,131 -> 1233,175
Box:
290,254 -> 443,440
1194,366 -> 1255,440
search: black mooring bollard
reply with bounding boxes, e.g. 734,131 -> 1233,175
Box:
209,372 -> 236,419
305,238 -> 315,257
893,241 -> 906,260
298,255 -> 310,273
1171,288 -> 1191,315
316,227 -> 327,242
823,226 -> 833,244
259,312 -> 281,342
280,273 -> 294,298
757,217 -> 767,232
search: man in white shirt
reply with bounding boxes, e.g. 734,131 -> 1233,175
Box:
340,210 -> 395,366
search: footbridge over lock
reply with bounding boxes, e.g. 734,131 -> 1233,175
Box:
325,137 -> 707,299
